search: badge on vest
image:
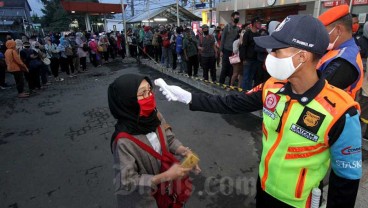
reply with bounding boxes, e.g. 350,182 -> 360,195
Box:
290,107 -> 326,142
263,91 -> 281,120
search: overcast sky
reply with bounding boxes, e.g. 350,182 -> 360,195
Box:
28,0 -> 179,16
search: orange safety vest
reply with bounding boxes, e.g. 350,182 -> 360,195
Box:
317,38 -> 364,99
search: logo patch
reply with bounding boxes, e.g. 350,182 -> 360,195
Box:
290,124 -> 319,142
335,160 -> 362,169
341,146 -> 362,155
297,107 -> 325,134
264,91 -> 280,112
275,16 -> 290,32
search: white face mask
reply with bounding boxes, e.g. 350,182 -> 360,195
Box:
327,26 -> 339,50
265,51 -> 302,80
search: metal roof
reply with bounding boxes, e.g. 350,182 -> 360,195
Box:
127,4 -> 201,24
60,0 -> 127,15
1,0 -> 32,11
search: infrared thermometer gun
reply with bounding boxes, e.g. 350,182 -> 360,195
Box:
154,78 -> 178,101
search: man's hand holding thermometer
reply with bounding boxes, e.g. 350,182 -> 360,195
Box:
154,78 -> 192,104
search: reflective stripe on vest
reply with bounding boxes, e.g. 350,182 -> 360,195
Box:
259,78 -> 358,208
317,38 -> 364,99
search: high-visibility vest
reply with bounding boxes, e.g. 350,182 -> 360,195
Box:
259,78 -> 359,208
317,38 -> 364,99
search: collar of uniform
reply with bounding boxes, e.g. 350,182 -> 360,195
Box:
276,73 -> 325,106
338,38 -> 356,49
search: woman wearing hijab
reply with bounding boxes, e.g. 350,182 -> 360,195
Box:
108,74 -> 200,208
4,40 -> 29,98
76,32 -> 88,72
57,39 -> 70,76
45,37 -> 62,81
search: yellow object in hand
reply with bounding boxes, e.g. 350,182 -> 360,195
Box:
181,153 -> 200,168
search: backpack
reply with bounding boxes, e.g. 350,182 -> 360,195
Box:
65,46 -> 73,56
152,33 -> 159,46
82,43 -> 89,52
114,127 -> 192,208
239,30 -> 258,61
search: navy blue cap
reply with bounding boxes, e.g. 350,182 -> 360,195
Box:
254,15 -> 329,55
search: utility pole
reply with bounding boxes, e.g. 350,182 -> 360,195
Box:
121,0 -> 130,57
349,0 -> 353,12
131,0 -> 135,16
176,0 -> 180,26
209,0 -> 212,26
146,0 -> 150,26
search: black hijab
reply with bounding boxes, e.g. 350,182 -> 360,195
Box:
108,74 -> 161,150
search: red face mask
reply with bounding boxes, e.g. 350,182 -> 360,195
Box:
352,23 -> 359,33
138,94 -> 156,117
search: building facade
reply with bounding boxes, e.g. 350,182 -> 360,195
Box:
0,0 -> 32,32
216,0 -> 368,26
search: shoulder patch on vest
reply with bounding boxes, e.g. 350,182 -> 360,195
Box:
264,91 -> 280,112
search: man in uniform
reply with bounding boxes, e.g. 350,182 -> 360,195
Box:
318,5 -> 364,99
157,15 -> 362,207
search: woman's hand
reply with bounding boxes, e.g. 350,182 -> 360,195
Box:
192,164 -> 201,175
165,163 -> 191,181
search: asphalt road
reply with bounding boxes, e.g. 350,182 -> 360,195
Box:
0,60 -> 263,208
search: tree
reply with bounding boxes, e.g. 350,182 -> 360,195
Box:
31,14 -> 41,24
40,0 -> 101,32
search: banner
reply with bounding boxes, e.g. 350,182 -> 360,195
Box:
202,11 -> 208,25
323,0 -> 368,7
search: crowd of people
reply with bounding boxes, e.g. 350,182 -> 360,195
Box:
0,31 -> 126,98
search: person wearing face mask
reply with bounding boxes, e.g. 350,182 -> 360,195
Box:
108,74 -> 200,208
239,16 -> 261,90
198,24 -> 217,81
219,11 -> 240,85
156,15 -> 362,208
317,5 -> 364,100
352,14 -> 360,43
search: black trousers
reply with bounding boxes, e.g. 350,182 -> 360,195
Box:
12,71 -> 25,93
40,64 -> 49,85
154,45 -> 161,62
103,51 -> 109,62
129,45 -> 137,58
219,49 -> 233,85
172,52 -> 177,70
28,68 -> 41,90
201,56 -> 216,81
50,57 -> 60,78
109,46 -> 116,59
80,57 -> 87,70
186,55 -> 199,77
0,64 -> 5,86
66,56 -> 75,74
90,54 -> 98,67
60,57 -> 69,73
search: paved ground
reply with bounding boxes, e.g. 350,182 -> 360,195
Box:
0,58 -> 367,208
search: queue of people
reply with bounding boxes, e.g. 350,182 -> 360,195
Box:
0,31 -> 126,98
